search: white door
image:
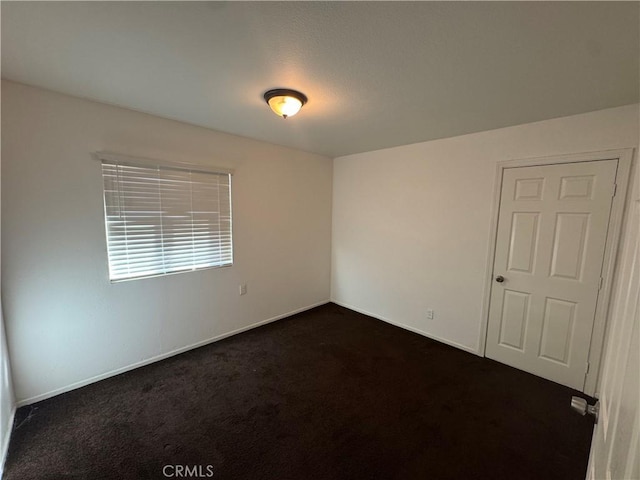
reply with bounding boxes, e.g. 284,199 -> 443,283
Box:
486,160 -> 617,390
587,166 -> 639,480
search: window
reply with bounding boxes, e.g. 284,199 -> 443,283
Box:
99,153 -> 233,281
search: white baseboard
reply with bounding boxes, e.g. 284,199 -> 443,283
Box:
331,299 -> 479,355
16,300 -> 329,407
1,405 -> 17,478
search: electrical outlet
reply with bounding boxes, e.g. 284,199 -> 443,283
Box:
239,284 -> 247,295
426,309 -> 434,320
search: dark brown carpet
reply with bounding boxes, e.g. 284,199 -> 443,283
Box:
4,303 -> 594,480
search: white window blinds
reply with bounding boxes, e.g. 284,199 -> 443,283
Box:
101,158 -> 232,281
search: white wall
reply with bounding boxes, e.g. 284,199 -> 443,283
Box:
0,312 -> 14,472
332,104 -> 639,354
1,81 -> 333,405
0,122 -> 16,470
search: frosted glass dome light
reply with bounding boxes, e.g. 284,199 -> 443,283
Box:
264,89 -> 308,119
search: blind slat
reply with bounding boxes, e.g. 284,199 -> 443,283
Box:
102,160 -> 233,281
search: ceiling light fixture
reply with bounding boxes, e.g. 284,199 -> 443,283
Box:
263,89 -> 308,119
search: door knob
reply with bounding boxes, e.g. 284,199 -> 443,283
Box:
495,275 -> 505,283
570,396 -> 600,423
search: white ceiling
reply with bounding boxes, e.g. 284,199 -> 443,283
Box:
2,2 -> 638,158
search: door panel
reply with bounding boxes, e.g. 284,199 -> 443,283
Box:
515,177 -> 545,200
498,289 -> 530,350
559,175 -> 595,200
539,297 -> 575,364
549,213 -> 590,280
486,160 -> 617,390
507,212 -> 539,273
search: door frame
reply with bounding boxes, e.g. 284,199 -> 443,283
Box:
478,148 -> 634,395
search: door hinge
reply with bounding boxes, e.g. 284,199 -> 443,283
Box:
598,277 -> 604,290
585,362 -> 590,374
612,183 -> 617,197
